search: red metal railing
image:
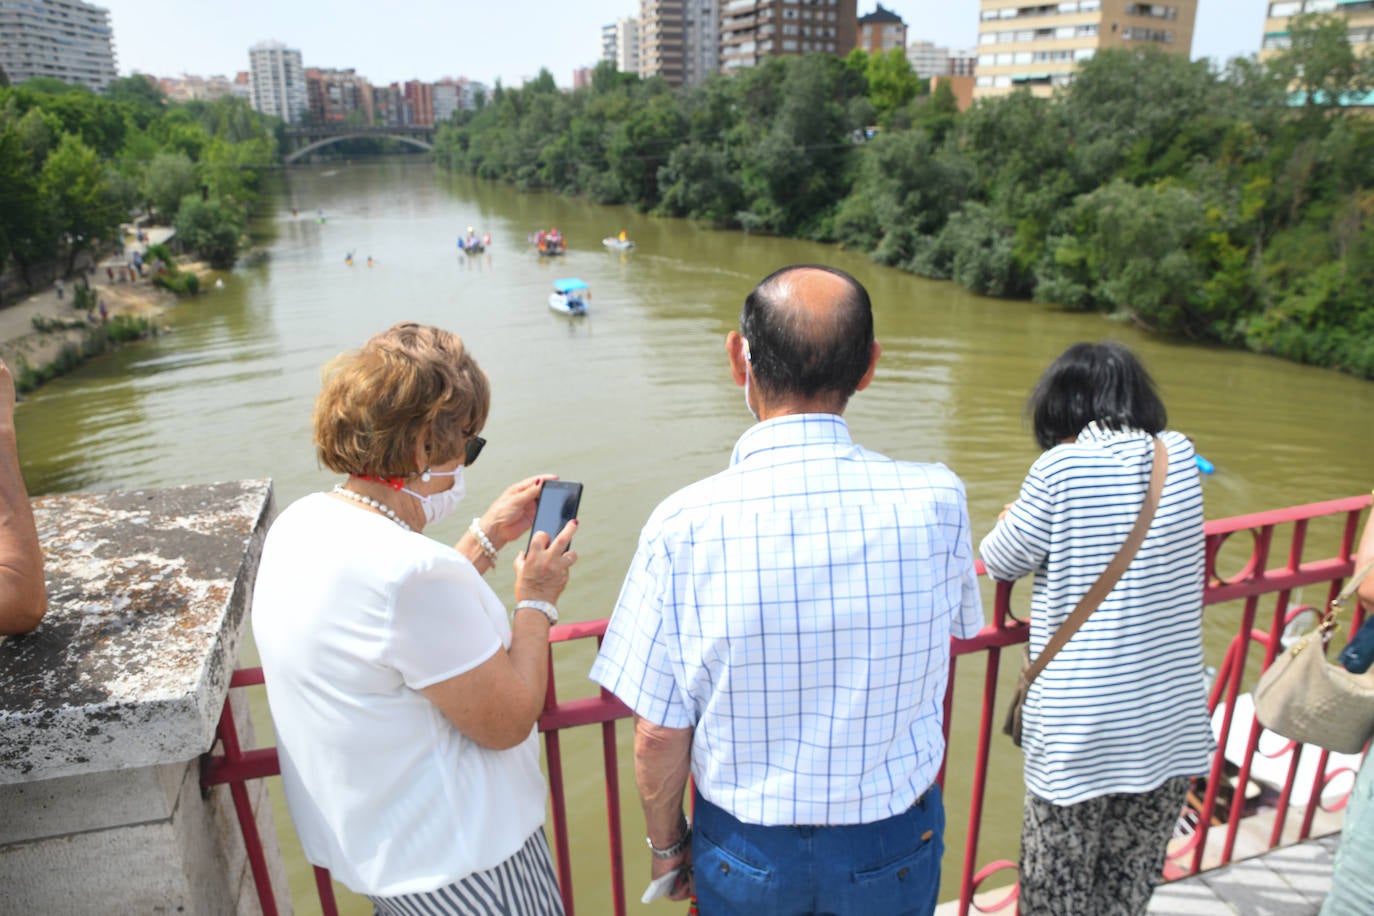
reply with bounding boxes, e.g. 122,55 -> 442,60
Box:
202,494 -> 1372,915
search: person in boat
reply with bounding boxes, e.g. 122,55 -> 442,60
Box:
1322,507 -> 1374,916
252,323 -> 575,915
978,341 -> 1213,916
618,230 -> 627,242
592,265 -> 983,913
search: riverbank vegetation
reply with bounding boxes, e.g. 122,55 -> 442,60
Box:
0,75 -> 277,290
434,14 -> 1374,378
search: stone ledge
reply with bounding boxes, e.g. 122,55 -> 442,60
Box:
0,480 -> 274,783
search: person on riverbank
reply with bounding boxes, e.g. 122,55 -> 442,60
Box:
1321,503 -> 1374,915
0,358 -> 47,635
591,264 -> 983,914
251,322 -> 574,914
979,341 -> 1214,916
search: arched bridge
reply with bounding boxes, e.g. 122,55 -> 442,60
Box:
282,125 -> 436,164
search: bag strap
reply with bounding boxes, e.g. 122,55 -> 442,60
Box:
1021,436 -> 1169,687
1324,559 -> 1374,630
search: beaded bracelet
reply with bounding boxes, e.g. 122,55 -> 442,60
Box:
468,518 -> 499,563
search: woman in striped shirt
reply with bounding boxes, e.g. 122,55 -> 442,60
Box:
979,341 -> 1214,916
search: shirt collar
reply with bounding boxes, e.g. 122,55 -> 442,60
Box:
1074,420 -> 1146,444
730,413 -> 852,466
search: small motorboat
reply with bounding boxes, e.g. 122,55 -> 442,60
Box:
549,278 -> 590,316
537,236 -> 566,256
603,234 -> 635,251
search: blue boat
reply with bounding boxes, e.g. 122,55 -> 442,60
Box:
549,278 -> 589,316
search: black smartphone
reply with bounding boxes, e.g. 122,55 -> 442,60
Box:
527,480 -> 582,551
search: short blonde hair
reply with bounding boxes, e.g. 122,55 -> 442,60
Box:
313,323 -> 490,478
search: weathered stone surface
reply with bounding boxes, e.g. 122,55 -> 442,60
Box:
0,480 -> 274,783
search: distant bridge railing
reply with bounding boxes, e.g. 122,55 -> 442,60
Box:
203,493 -> 1372,915
282,126 -> 436,164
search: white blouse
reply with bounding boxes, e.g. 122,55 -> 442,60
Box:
251,493 -> 547,895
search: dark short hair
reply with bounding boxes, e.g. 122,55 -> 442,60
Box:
739,264 -> 873,404
1028,341 -> 1167,449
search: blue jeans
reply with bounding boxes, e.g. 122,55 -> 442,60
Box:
691,785 -> 944,916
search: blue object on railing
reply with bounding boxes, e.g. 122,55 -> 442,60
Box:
1196,454 -> 1215,475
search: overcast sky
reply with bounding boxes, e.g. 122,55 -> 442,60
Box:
103,0 -> 1269,88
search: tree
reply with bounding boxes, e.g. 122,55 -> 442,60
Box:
141,150 -> 198,221
174,194 -> 243,268
865,49 -> 920,127
1267,13 -> 1373,117
39,132 -> 121,275
0,126 -> 44,295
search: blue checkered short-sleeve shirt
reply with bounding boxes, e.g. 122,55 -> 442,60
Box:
590,414 -> 983,826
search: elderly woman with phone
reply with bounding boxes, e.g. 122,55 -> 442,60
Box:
252,322 -> 577,915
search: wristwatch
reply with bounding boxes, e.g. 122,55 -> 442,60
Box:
647,825 -> 691,860
514,599 -> 558,625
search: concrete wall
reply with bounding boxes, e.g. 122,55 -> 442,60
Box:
0,480 -> 288,914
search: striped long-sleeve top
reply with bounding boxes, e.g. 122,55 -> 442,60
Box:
979,422 -> 1215,806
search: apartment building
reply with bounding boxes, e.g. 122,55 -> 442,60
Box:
1261,0 -> 1374,61
639,1 -> 720,88
720,0 -> 858,72
907,39 -> 953,77
974,0 -> 1197,99
602,16 -> 642,73
160,74 -> 237,104
0,0 -> 117,91
857,4 -> 907,54
248,41 -> 308,123
305,68 -> 374,125
684,0 -> 721,85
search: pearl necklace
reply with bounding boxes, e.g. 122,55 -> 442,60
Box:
331,485 -> 412,531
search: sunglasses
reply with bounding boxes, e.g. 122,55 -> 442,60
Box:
464,435 -> 486,467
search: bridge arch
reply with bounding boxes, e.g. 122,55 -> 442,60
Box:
284,133 -> 434,164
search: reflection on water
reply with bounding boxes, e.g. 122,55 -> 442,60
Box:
13,160 -> 1374,912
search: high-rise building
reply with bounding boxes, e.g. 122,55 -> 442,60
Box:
639,2 -> 719,89
403,80 -> 434,126
305,68 -> 374,125
974,0 -> 1197,99
857,4 -> 907,54
907,40 -> 952,78
720,0 -> 857,73
949,48 -> 978,76
1261,1 -> 1374,64
683,0 -> 720,86
249,41 -> 307,123
603,16 -> 642,73
0,0 -> 117,91
640,2 -> 687,86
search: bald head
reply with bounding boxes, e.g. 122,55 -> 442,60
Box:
740,265 -> 874,408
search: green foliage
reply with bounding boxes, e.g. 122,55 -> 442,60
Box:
40,132 -> 123,273
175,194 -> 242,268
427,43 -> 1374,378
0,83 -> 272,295
142,150 -> 197,220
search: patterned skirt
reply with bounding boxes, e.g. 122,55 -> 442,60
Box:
369,829 -> 564,916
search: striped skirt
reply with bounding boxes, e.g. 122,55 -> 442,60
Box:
369,830 -> 565,916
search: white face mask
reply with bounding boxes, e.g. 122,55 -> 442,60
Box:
402,466 -> 466,526
742,338 -> 759,421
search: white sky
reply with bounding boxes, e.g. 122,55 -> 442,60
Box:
103,0 -> 1268,88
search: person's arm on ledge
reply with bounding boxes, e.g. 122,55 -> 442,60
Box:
0,359 -> 46,635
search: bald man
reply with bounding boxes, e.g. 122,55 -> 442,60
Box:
592,265 -> 983,915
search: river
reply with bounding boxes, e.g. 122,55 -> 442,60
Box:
13,159 -> 1374,913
